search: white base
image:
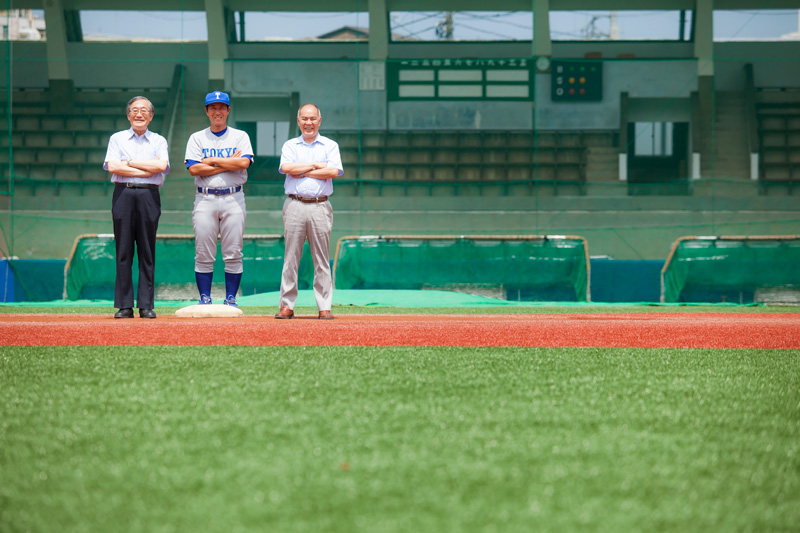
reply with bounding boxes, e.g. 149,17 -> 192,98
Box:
175,304 -> 243,318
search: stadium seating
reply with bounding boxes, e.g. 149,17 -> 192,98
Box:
756,89 -> 800,193
325,129 -> 617,197
4,81 -> 795,199
1,88 -> 167,195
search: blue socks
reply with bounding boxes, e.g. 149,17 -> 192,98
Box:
225,272 -> 242,300
196,271 -> 242,303
195,271 -> 213,300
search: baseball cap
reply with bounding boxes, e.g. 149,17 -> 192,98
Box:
205,91 -> 231,106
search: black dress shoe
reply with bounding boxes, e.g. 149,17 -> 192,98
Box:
114,308 -> 134,319
139,309 -> 157,319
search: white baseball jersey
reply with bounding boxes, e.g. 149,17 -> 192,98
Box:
185,126 -> 253,189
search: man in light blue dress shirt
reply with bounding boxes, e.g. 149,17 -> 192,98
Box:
275,104 -> 343,319
103,96 -> 169,319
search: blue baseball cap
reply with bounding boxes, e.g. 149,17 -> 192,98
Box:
205,91 -> 231,106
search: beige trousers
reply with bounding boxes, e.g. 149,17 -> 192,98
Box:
279,197 -> 334,311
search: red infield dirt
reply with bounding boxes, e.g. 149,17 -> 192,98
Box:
1,312 -> 799,348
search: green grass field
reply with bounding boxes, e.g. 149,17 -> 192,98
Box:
2,343 -> 798,532
1,303 -> 796,315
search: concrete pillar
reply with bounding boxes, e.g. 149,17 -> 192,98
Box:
205,0 -> 229,91
619,92 -> 629,181
694,0 -> 714,171
368,0 -> 388,61
290,91 -> 300,137
43,0 -> 74,110
532,0 -> 552,59
694,0 -> 714,78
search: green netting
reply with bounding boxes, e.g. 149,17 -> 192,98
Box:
65,234 -> 314,301
334,236 -> 589,302
661,237 -> 800,303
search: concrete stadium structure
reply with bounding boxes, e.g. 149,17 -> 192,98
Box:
1,0 -> 799,267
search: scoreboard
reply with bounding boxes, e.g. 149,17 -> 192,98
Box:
551,60 -> 603,102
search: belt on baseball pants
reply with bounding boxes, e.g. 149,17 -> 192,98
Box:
288,194 -> 328,203
116,182 -> 159,190
197,186 -> 242,195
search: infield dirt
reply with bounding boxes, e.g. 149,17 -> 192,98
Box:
2,313 -> 799,349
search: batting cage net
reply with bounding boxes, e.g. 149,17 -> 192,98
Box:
333,235 -> 590,302
661,235 -> 800,304
63,234 -> 314,301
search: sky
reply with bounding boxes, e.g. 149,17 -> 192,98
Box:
25,9 -> 800,42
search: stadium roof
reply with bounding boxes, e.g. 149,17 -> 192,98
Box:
8,0 -> 800,10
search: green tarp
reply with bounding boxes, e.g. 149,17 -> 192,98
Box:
335,236 -> 589,301
662,237 -> 800,303
65,235 -> 314,300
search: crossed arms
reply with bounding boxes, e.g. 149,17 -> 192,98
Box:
188,150 -> 252,177
107,157 -> 168,177
280,161 -> 338,180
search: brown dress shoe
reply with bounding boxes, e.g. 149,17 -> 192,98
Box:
274,306 -> 294,319
318,310 -> 334,320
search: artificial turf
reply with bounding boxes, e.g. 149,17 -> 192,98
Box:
1,304 -> 795,315
1,345 -> 798,532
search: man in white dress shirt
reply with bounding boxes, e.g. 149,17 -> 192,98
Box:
104,96 -> 169,319
274,104 -> 343,320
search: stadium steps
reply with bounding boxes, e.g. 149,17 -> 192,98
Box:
159,91 -> 209,198
585,146 -> 619,181
584,146 -> 624,196
708,91 -> 750,181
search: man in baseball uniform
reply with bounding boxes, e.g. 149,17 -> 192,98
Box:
275,103 -> 343,320
185,91 -> 253,307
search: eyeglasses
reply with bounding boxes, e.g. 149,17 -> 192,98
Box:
128,108 -> 151,116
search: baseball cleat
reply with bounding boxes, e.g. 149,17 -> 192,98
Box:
199,294 -> 213,305
223,296 -> 238,308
